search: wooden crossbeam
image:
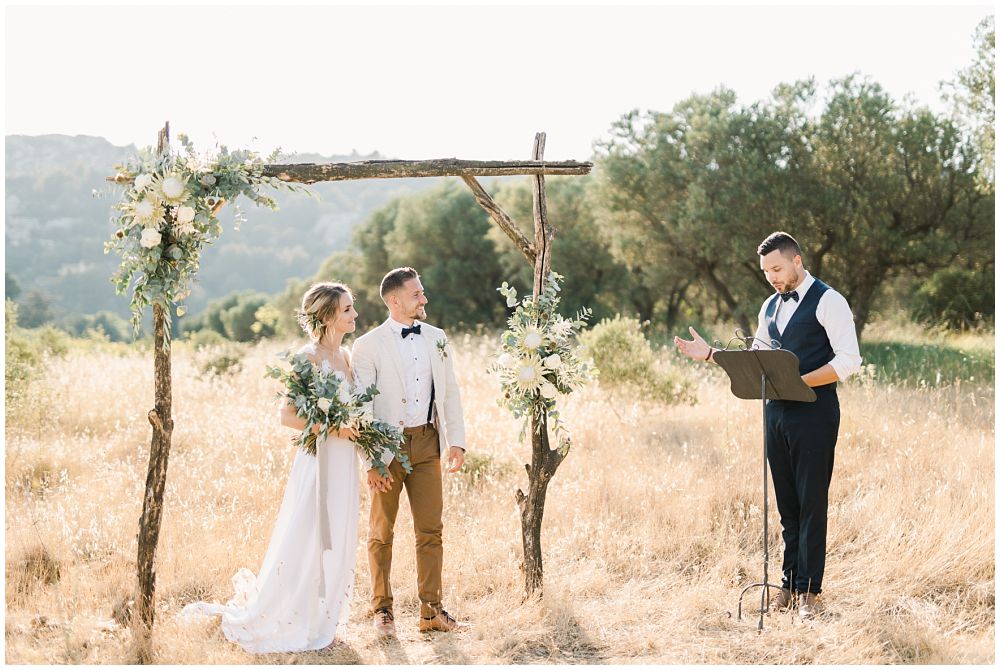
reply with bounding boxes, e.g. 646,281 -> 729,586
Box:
260,159 -> 592,184
109,159 -> 591,185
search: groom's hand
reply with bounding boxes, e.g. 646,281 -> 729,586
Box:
446,447 -> 465,473
367,468 -> 393,493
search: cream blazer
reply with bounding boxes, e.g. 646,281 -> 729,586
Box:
352,319 -> 466,468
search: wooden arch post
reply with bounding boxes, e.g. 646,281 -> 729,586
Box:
519,132 -> 562,596
133,122 -> 175,661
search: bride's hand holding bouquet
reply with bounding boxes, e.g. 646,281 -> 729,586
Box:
267,351 -> 411,478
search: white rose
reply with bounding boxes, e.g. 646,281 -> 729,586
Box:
175,222 -> 196,237
523,331 -> 543,350
337,383 -> 352,405
497,352 -> 516,368
199,174 -> 217,186
517,365 -> 537,384
139,227 -> 162,249
161,176 -> 185,199
134,174 -> 153,190
540,381 -> 558,399
176,205 -> 195,223
317,398 -> 332,413
134,199 -> 155,220
543,354 -> 562,369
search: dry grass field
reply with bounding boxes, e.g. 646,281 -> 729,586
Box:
5,331 -> 994,664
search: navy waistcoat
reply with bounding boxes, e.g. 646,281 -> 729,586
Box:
765,278 -> 836,391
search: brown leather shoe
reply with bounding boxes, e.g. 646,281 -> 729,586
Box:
418,609 -> 467,633
373,607 -> 396,637
798,592 -> 824,619
769,587 -> 794,611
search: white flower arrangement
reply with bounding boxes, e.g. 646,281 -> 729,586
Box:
489,272 -> 597,452
106,134 -> 310,338
436,337 -> 449,360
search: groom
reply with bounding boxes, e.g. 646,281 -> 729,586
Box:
352,267 -> 468,637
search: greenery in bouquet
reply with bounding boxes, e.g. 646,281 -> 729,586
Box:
105,134 -> 310,340
266,351 -> 411,477
490,272 -> 597,454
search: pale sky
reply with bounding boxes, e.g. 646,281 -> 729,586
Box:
4,2 -> 993,161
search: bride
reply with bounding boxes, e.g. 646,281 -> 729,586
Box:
182,282 -> 364,653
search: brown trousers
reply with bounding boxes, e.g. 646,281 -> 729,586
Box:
368,424 -> 443,618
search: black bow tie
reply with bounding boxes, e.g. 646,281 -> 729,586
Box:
780,291 -> 799,303
401,324 -> 422,338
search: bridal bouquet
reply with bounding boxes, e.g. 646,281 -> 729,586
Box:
266,351 -> 410,477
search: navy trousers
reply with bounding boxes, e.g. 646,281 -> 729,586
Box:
765,389 -> 840,594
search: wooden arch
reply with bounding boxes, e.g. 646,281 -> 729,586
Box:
114,122 -> 592,657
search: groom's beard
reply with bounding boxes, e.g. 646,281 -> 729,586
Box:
411,305 -> 427,320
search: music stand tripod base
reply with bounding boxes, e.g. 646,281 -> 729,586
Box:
713,348 -> 815,631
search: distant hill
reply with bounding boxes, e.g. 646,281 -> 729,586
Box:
4,134 -> 438,321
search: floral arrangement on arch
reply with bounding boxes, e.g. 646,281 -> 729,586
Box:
105,135 -> 308,337
490,272 -> 597,453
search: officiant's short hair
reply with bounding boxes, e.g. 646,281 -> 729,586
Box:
757,231 -> 802,259
380,267 -> 420,299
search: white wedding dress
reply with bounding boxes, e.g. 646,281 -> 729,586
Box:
181,363 -> 360,653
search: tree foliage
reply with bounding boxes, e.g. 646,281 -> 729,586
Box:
181,290 -> 275,342
595,76 -> 994,337
944,15 -> 995,184
490,176 -> 638,323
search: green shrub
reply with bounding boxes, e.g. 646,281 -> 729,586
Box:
579,315 -> 693,404
908,267 -> 994,330
184,328 -> 227,349
197,344 -> 245,378
5,302 -> 68,422
34,325 -> 71,357
6,302 -> 39,403
67,311 -> 131,342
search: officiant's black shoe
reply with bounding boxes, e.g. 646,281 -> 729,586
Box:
373,607 -> 396,637
769,588 -> 794,611
418,609 -> 468,633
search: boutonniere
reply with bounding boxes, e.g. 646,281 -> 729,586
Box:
435,338 -> 449,360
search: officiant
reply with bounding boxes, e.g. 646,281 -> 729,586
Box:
674,231 -> 861,619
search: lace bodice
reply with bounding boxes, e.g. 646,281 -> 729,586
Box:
301,342 -> 355,389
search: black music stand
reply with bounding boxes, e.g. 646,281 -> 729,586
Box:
713,346 -> 815,631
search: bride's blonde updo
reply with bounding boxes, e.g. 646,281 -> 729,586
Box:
296,282 -> 352,341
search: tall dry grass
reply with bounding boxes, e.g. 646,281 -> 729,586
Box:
5,334 -> 994,663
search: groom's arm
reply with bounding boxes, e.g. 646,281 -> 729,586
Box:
440,332 -> 466,452
352,336 -> 377,402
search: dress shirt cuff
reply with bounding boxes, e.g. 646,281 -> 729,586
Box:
828,353 -> 862,381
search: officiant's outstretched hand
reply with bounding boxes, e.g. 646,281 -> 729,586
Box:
674,326 -> 717,364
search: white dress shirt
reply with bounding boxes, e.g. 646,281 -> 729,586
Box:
387,318 -> 435,427
752,272 -> 862,381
